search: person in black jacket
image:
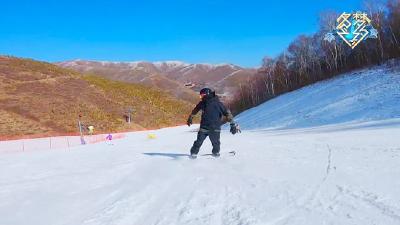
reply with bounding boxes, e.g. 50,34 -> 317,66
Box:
187,88 -> 240,158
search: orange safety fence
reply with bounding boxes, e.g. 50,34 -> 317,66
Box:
0,123 -> 188,154
0,133 -> 126,154
0,123 -> 186,141
84,133 -> 126,144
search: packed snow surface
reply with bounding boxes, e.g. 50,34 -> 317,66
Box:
1,63 -> 400,225
235,64 -> 400,130
1,121 -> 400,225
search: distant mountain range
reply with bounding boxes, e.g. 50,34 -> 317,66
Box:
56,60 -> 257,101
0,56 -> 193,137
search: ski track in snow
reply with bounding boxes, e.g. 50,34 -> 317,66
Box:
0,122 -> 400,225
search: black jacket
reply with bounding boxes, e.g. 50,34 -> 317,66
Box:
191,96 -> 233,130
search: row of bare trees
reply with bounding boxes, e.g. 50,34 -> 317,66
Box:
229,0 -> 400,114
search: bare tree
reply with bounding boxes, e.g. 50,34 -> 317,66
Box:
229,0 -> 400,114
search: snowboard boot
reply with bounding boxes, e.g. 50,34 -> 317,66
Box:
190,154 -> 197,159
212,152 -> 220,158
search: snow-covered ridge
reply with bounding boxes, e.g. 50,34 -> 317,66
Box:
235,62 -> 400,130
153,60 -> 189,68
58,59 -> 244,70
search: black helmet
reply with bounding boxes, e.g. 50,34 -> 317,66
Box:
199,88 -> 215,99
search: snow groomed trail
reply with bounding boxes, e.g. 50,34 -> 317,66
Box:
1,63 -> 400,225
1,121 -> 400,225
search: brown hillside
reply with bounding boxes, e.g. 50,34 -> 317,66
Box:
57,60 -> 199,103
57,60 -> 256,101
0,56 -> 194,138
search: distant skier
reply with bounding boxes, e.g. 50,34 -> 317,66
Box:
187,88 -> 241,159
106,134 -> 113,145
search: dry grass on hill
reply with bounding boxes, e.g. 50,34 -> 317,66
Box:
0,56 -> 194,139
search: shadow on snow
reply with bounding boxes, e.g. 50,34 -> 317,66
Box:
142,152 -> 190,159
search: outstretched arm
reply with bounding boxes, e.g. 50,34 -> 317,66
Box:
187,102 -> 203,126
191,102 -> 203,116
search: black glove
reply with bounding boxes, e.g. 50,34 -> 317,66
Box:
230,122 -> 241,135
187,115 -> 193,127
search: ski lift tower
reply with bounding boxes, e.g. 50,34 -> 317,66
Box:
127,107 -> 134,124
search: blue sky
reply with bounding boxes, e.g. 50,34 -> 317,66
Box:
0,0 -> 364,67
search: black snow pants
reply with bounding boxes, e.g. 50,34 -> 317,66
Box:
190,129 -> 221,155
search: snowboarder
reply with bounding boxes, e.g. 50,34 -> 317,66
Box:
187,88 -> 241,159
106,134 -> 113,145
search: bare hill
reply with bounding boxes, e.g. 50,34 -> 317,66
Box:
0,56 -> 193,138
57,60 -> 256,100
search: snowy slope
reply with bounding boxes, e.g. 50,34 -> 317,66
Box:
235,63 -> 400,130
1,122 -> 400,225
1,63 -> 400,225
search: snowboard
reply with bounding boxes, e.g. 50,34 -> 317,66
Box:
201,151 -> 236,158
197,151 -> 236,158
